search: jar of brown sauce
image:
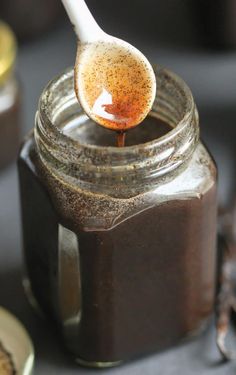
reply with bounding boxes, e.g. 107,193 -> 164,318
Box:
18,66 -> 217,367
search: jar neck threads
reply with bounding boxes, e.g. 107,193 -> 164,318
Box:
35,67 -> 199,197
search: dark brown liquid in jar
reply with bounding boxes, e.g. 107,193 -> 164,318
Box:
63,115 -> 171,146
18,129 -> 217,363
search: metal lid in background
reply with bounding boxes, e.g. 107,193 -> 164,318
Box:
0,307 -> 34,375
0,21 -> 17,85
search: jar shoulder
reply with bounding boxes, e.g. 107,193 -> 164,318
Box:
18,135 -> 217,231
19,134 -> 217,200
153,141 -> 217,201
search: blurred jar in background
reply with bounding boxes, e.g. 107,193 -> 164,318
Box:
194,0 -> 236,48
86,0 -> 236,49
0,0 -> 64,42
86,0 -> 197,47
0,21 -> 21,170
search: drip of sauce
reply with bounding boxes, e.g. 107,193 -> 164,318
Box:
75,41 -> 155,146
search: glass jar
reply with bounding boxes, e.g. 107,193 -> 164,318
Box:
0,21 -> 21,170
18,66 -> 217,367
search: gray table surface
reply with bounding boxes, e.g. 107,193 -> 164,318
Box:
1,24 -> 236,374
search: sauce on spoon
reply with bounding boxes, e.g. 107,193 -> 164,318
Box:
61,0 -> 156,146
75,40 -> 155,146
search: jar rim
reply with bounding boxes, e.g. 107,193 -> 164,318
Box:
35,66 -> 199,196
37,65 -> 196,152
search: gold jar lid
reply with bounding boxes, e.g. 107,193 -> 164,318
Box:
0,307 -> 34,375
0,21 -> 17,85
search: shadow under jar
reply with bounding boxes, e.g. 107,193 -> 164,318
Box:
18,67 -> 217,367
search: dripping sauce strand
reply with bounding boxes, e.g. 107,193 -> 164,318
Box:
117,131 -> 126,147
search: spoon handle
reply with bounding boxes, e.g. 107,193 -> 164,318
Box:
61,0 -> 104,43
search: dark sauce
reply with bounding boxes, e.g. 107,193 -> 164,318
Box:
18,115 -> 217,363
63,114 -> 171,147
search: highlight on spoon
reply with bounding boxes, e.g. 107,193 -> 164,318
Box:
74,39 -> 156,132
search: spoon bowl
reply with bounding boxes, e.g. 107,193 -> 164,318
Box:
61,0 -> 156,143
74,36 -> 156,132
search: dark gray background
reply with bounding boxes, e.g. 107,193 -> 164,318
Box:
1,15 -> 236,374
